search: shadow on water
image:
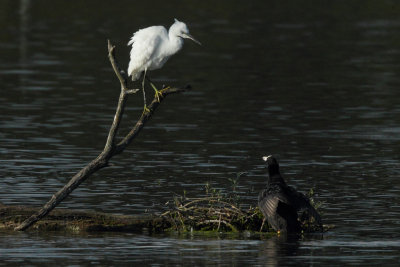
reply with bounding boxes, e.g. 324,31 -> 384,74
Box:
1,0 -> 400,265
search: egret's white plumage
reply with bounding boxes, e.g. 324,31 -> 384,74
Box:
127,19 -> 200,112
127,19 -> 200,81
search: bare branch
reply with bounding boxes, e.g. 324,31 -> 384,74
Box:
107,40 -> 128,91
14,40 -> 189,231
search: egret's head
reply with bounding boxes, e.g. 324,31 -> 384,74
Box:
170,18 -> 201,45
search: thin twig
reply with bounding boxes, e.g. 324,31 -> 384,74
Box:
169,213 -> 179,231
197,220 -> 238,232
177,211 -> 186,230
217,214 -> 222,231
107,40 -> 128,91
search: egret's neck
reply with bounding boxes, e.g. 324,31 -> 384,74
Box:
167,32 -> 184,55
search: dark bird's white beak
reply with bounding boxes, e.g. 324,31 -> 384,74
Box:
181,33 -> 201,45
262,155 -> 272,162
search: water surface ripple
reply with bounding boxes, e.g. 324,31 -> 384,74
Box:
1,0 -> 400,265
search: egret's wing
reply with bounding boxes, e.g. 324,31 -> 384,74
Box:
127,26 -> 166,79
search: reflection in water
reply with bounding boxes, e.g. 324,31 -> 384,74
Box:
258,235 -> 300,266
1,0 -> 400,265
1,230 -> 398,265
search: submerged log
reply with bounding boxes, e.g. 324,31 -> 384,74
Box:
2,203 -> 262,233
1,203 -> 171,233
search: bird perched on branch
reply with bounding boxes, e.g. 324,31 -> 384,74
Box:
258,155 -> 322,233
127,19 -> 201,113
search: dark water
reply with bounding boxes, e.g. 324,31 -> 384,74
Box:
1,0 -> 400,265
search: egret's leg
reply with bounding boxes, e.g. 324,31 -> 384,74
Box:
142,69 -> 150,114
145,76 -> 163,102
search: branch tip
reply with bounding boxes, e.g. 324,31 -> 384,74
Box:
125,89 -> 140,94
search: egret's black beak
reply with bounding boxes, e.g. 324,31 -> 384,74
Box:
181,33 -> 201,45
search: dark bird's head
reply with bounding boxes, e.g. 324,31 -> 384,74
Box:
262,155 -> 285,184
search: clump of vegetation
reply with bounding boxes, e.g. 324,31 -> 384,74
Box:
161,174 -> 324,234
161,195 -> 265,233
161,172 -> 264,232
298,188 -> 326,233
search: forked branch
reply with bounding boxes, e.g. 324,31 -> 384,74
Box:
14,40 -> 189,231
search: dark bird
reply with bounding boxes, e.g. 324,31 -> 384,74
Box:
258,155 -> 322,233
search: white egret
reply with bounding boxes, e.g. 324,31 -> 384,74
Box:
127,18 -> 201,112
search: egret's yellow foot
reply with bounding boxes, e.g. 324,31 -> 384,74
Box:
154,86 -> 170,101
160,86 -> 170,93
154,89 -> 163,102
142,105 -> 151,115
149,82 -> 163,102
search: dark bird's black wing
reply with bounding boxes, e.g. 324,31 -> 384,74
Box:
258,184 -> 301,232
286,186 -> 322,227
